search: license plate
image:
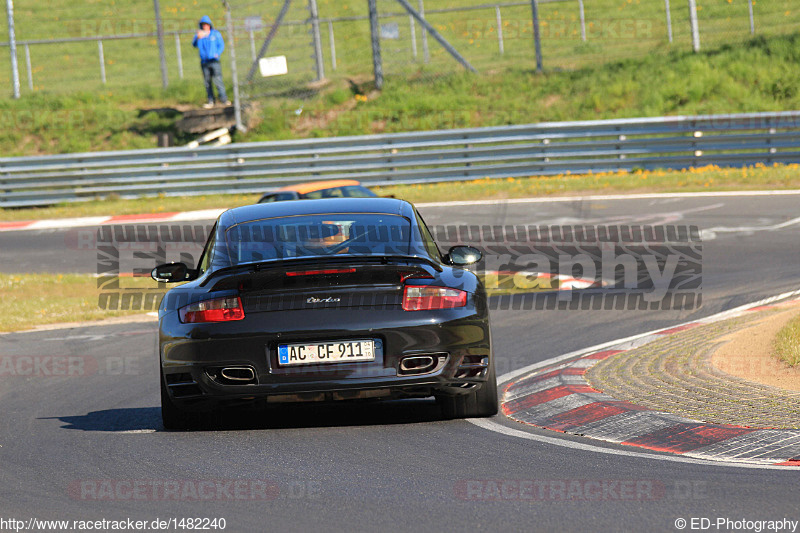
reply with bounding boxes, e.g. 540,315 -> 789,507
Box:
278,340 -> 375,366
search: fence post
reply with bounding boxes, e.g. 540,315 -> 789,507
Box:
328,20 -> 337,70
308,0 -> 325,81
687,0 -> 700,52
174,33 -> 183,79
409,15 -> 417,59
530,0 -> 543,72
246,0 -> 292,82
153,0 -> 169,88
395,0 -> 476,72
664,0 -> 673,43
747,0 -> 754,35
578,0 -> 586,42
418,0 -> 429,63
495,6 -> 504,54
368,0 -> 383,89
24,42 -> 32,90
5,0 -> 20,99
98,40 -> 107,84
223,1 -> 245,133
249,30 -> 256,63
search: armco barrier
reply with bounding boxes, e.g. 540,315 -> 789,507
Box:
2,111 -> 799,207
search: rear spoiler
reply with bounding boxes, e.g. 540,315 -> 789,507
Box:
200,255 -> 442,290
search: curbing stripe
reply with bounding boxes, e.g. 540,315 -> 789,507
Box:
654,323 -> 702,335
0,221 -> 34,230
500,295 -> 800,466
106,212 -> 180,222
621,425 -> 756,454
690,431 -> 791,458
513,393 -> 607,422
503,385 -> 593,414
575,411 -> 690,444
583,349 -> 624,360
0,209 -> 225,232
534,401 -> 640,432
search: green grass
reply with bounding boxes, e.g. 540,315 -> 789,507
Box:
379,163 -> 800,203
774,313 -> 800,367
0,273 -> 164,332
268,32 -> 800,139
2,163 -> 799,222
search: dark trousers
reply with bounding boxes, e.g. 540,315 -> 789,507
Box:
201,60 -> 227,103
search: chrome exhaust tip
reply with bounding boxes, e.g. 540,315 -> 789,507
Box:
220,367 -> 256,382
399,355 -> 436,373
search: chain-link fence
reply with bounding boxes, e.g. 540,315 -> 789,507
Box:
0,0 -> 231,95
0,1 -> 796,98
224,0 -> 798,125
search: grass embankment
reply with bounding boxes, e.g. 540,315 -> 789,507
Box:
0,274 -> 161,332
3,31 -> 800,155
774,314 -> 800,367
2,163 -> 799,222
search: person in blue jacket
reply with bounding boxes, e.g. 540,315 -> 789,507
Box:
192,15 -> 231,108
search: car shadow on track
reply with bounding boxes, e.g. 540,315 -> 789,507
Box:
44,399 -> 450,432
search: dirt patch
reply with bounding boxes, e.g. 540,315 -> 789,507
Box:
293,99 -> 360,136
712,304 -> 800,391
292,78 -> 377,137
541,94 -> 561,108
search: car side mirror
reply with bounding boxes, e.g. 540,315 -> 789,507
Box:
445,245 -> 482,266
151,262 -> 195,282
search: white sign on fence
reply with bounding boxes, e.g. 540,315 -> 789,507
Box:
380,22 -> 399,40
259,56 -> 289,77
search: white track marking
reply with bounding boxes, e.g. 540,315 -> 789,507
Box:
467,419 -> 800,470
170,209 -> 226,221
468,288 -> 800,469
25,217 -> 110,230
701,215 -> 800,239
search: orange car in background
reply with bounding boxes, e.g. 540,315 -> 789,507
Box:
257,180 -> 378,203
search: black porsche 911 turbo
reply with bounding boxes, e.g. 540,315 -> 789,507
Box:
152,197 -> 496,429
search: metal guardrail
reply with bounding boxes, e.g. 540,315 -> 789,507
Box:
2,111 -> 800,208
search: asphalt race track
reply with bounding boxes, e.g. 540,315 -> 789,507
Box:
1,192 -> 799,532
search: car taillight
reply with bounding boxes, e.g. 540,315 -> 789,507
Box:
402,286 -> 467,311
179,296 -> 245,323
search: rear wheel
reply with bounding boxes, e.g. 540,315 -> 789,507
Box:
437,363 -> 498,419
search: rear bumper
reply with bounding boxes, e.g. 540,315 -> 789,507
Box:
159,306 -> 491,410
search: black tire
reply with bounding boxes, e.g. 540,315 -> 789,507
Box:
160,369 -> 191,430
438,363 -> 498,419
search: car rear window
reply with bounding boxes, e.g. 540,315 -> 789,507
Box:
222,213 -> 413,266
301,186 -> 375,199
